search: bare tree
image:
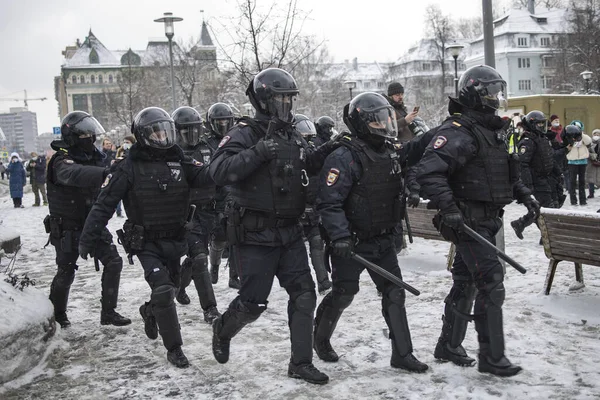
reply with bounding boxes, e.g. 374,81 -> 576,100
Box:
512,0 -> 566,8
424,4 -> 454,99
455,17 -> 483,40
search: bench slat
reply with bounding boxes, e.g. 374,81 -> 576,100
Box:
548,233 -> 600,249
543,221 -> 600,239
550,248 -> 600,267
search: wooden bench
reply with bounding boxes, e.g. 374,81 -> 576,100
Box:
538,209 -> 600,295
404,205 -> 444,241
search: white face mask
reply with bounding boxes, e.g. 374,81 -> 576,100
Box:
552,121 -> 560,127
123,143 -> 132,150
593,135 -> 600,142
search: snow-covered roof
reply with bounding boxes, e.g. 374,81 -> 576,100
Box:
199,21 -> 214,47
393,38 -> 468,66
324,62 -> 391,81
63,30 -> 120,68
471,7 -> 567,42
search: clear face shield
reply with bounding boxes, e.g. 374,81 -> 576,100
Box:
74,116 -> 106,136
211,118 -> 234,136
141,120 -> 176,149
267,93 -> 297,123
534,120 -> 548,134
178,123 -> 203,147
476,80 -> 507,111
295,119 -> 317,139
362,106 -> 398,139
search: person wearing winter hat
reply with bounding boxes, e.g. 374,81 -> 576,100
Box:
549,115 -> 562,143
385,82 -> 419,143
27,151 -> 48,206
114,135 -> 137,217
6,152 -> 26,208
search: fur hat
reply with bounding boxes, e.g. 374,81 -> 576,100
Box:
550,114 -> 559,122
387,82 -> 404,96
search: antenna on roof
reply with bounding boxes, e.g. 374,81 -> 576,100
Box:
200,9 -> 205,22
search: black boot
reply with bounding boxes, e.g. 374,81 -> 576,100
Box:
390,342 -> 429,373
176,289 -> 191,305
49,264 -> 75,327
167,346 -> 190,368
313,291 -> 351,362
151,287 -> 183,354
317,279 -> 332,294
209,245 -> 223,284
287,362 -> 329,385
212,317 -> 231,364
139,302 -> 158,340
228,265 -> 241,289
55,312 -> 71,328
478,344 -> 522,377
101,309 -> 132,326
190,254 -> 219,317
510,219 -> 526,240
210,265 -> 219,284
176,258 -> 193,305
204,305 -> 221,324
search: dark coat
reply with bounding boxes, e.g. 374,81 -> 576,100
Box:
27,156 -> 46,184
7,160 -> 26,198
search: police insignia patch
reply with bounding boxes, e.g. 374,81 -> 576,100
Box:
64,159 -> 74,164
218,135 -> 231,148
326,168 -> 340,186
101,173 -> 112,188
520,147 -> 527,154
192,159 -> 204,167
433,136 -> 448,149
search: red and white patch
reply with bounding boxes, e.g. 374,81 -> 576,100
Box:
433,136 -> 448,149
218,135 -> 231,148
192,159 -> 204,167
326,168 -> 340,186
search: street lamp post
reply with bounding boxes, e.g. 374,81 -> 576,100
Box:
580,70 -> 593,94
344,80 -> 357,101
446,43 -> 464,97
154,12 -> 183,111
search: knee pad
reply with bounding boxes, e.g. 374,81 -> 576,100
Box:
56,264 -> 77,286
333,280 -> 360,297
151,285 -> 176,307
285,273 -> 315,296
235,298 -> 267,316
384,286 -> 406,308
483,281 -> 505,307
189,240 -> 208,258
147,268 -> 174,289
308,234 -> 324,251
329,288 -> 355,310
210,240 -> 227,252
292,290 -> 317,314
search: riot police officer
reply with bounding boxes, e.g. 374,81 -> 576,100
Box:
79,107 -> 213,368
171,106 -> 221,324
313,92 -> 428,373
204,103 -> 240,290
208,68 -> 338,385
416,65 -> 539,377
313,116 -> 336,147
46,111 -> 130,329
294,114 -> 332,293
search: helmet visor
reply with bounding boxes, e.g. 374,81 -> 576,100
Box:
178,124 -> 203,146
534,120 -> 547,133
267,94 -> 297,123
211,118 -> 234,137
363,107 -> 398,139
476,80 -> 506,110
72,116 -> 106,136
140,120 -> 176,149
295,119 -> 317,138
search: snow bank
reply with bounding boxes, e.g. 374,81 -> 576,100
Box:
0,280 -> 55,384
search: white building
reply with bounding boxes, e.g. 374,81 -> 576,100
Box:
465,7 -> 567,97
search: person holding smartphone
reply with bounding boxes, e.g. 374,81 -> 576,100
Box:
385,82 -> 419,143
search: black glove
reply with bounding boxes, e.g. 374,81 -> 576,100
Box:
254,139 -> 279,161
78,242 -> 95,260
523,197 -> 541,218
407,192 -> 420,208
332,237 -> 354,258
442,212 -> 464,231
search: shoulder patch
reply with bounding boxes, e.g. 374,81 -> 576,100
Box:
64,159 -> 74,164
520,146 -> 527,154
218,135 -> 231,148
433,136 -> 448,149
192,159 -> 204,167
326,168 -> 340,186
101,173 -> 112,189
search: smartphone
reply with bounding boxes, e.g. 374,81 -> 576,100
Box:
413,106 -> 420,113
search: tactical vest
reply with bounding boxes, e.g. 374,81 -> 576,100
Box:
448,119 -> 513,206
125,160 -> 190,234
186,143 -> 216,206
342,137 -> 403,234
231,127 -> 307,218
46,153 -> 97,229
523,132 -> 555,176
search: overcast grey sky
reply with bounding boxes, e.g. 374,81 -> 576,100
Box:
0,0 -> 485,134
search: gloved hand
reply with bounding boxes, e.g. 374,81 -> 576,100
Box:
442,212 -> 464,231
78,243 -> 95,260
523,197 -> 541,218
332,237 -> 354,258
407,192 -> 420,208
254,138 -> 279,161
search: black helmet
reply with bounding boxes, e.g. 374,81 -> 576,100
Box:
132,107 -> 176,149
344,92 -> 398,139
60,111 -> 105,147
315,116 -> 335,137
457,65 -> 507,114
294,114 -> 317,139
246,68 -> 299,123
206,103 -> 234,137
564,124 -> 583,141
172,106 -> 203,147
522,110 -> 547,136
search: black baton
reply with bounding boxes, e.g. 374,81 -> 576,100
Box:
462,225 -> 527,274
352,254 -> 420,296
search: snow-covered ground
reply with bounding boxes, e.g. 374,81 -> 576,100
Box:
1,188 -> 599,400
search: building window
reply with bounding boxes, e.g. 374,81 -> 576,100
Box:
377,81 -> 384,89
108,74 -> 113,83
518,58 -> 531,68
90,75 -> 95,84
80,75 -> 85,84
422,63 -> 431,71
540,37 -> 551,47
98,75 -> 103,84
71,75 -> 77,84
542,56 -> 554,68
364,81 -> 371,89
542,76 -> 554,89
72,94 -> 89,112
517,37 -> 528,47
518,80 -> 532,91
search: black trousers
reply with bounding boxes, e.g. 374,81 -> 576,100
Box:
569,163 -> 587,204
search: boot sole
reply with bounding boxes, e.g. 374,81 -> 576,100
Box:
139,306 -> 158,340
479,365 -> 522,377
390,363 -> 429,373
287,372 -> 329,385
313,343 -> 339,362
434,349 -> 475,367
101,319 -> 132,326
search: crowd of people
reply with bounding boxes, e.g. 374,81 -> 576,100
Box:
5,64 -> 600,385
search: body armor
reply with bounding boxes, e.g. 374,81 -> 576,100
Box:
186,142 -> 216,206
522,132 -> 555,176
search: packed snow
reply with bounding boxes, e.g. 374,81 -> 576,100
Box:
1,188 -> 599,399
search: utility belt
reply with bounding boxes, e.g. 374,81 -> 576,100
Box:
353,227 -> 394,241
116,221 -> 184,265
226,207 -> 299,245
43,215 -> 83,253
458,201 -> 504,221
193,199 -> 216,212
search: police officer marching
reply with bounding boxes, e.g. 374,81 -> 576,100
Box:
416,65 -> 540,376
170,106 -> 222,324
313,92 -> 428,373
79,107 -> 213,368
45,111 -> 131,329
208,68 -> 338,384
